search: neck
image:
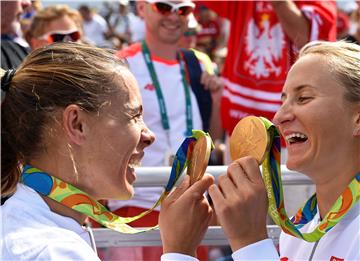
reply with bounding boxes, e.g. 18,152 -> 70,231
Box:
144,34 -> 179,60
42,195 -> 87,225
314,166 -> 359,219
29,153 -> 89,226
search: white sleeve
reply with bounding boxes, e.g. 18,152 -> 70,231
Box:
161,253 -> 199,261
231,239 -> 279,260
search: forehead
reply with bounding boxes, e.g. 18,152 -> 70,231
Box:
46,14 -> 78,32
113,69 -> 142,110
283,54 -> 345,97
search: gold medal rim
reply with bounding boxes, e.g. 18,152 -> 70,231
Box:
187,135 -> 212,185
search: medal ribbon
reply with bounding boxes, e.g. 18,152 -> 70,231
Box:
21,130 -> 211,234
141,41 -> 193,136
260,117 -> 360,242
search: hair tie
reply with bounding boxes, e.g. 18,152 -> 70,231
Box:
1,69 -> 16,92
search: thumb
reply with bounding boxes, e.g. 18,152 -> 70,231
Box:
166,175 -> 190,202
184,174 -> 214,201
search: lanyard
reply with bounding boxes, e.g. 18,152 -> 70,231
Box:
21,130 -> 211,234
141,41 -> 193,136
260,117 -> 360,242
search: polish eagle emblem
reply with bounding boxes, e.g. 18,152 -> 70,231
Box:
244,14 -> 285,79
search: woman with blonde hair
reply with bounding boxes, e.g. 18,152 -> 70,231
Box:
202,40 -> 360,260
160,40 -> 360,260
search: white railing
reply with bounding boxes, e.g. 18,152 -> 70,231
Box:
133,165 -> 313,187
94,165 -> 311,248
94,226 -> 281,248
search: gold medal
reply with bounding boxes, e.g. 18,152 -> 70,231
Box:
187,134 -> 212,185
230,116 -> 270,164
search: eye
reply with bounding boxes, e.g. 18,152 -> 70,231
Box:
132,113 -> 143,123
297,96 -> 312,104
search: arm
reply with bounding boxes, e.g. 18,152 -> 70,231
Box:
201,72 -> 224,141
271,0 -> 310,49
192,49 -> 224,140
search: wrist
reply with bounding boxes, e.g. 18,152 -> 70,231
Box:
228,232 -> 268,252
163,245 -> 197,257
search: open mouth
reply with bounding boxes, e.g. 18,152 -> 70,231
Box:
128,153 -> 144,170
285,133 -> 308,145
128,160 -> 141,170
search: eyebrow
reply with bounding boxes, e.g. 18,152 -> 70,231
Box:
126,105 -> 143,116
281,84 -> 314,100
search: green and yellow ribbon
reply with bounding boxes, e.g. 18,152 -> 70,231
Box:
260,117 -> 360,242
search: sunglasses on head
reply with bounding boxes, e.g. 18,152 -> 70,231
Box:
147,1 -> 195,17
39,30 -> 81,43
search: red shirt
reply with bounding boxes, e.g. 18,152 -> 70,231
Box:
202,1 -> 336,134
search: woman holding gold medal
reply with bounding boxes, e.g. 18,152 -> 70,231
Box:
1,42 -> 215,260
136,40 -> 360,260
203,41 -> 360,260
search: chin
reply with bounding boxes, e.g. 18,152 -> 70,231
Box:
119,186 -> 134,200
123,188 -> 134,200
285,158 -> 304,172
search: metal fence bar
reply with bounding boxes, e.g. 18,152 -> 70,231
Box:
94,226 -> 281,248
134,165 -> 313,187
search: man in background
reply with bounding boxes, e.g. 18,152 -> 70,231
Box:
1,0 -> 31,70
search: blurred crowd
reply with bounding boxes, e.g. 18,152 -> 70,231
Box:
1,0 -> 232,71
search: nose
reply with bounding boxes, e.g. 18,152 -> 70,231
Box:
273,102 -> 294,127
141,126 -> 155,148
166,10 -> 183,21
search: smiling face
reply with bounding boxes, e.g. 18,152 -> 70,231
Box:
273,54 -> 360,178
81,69 -> 155,200
30,14 -> 81,50
139,1 -> 190,45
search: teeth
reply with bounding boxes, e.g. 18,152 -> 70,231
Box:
285,133 -> 308,142
129,162 -> 141,168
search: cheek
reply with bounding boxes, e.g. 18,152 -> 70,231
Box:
118,126 -> 141,152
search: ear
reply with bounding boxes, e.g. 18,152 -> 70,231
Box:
136,1 -> 146,18
62,105 -> 88,145
353,111 -> 360,136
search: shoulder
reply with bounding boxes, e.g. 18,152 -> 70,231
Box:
116,42 -> 142,59
191,49 -> 215,75
93,13 -> 107,24
2,224 -> 97,260
3,237 -> 99,261
2,185 -> 96,260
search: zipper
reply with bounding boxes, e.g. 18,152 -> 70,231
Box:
84,224 -> 98,255
308,240 -> 319,261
